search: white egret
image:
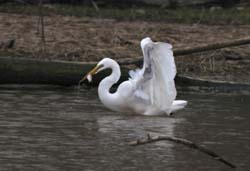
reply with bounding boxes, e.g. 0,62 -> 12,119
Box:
80,37 -> 187,115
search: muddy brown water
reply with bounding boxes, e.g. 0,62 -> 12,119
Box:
0,85 -> 249,170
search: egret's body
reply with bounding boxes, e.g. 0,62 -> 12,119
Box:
82,37 -> 187,115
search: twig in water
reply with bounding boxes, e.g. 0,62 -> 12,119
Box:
129,134 -> 236,169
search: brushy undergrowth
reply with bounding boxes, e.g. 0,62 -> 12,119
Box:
0,3 -> 250,24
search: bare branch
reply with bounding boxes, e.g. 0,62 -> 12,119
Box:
90,0 -> 99,12
129,134 -> 236,168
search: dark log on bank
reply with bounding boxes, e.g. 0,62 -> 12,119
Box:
0,57 -> 88,85
0,57 -> 127,86
175,75 -> 250,93
0,56 -> 129,85
1,56 -> 250,93
1,56 -> 250,94
129,134 -> 236,168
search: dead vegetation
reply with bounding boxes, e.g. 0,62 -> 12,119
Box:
1,12 -> 250,83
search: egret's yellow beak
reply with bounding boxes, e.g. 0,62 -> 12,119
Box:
79,65 -> 101,84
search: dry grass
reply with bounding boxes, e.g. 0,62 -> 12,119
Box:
1,13 -> 250,83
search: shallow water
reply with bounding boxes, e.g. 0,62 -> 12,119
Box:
0,85 -> 249,171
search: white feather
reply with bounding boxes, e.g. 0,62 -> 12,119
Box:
150,42 -> 177,113
93,38 -> 187,116
131,38 -> 177,114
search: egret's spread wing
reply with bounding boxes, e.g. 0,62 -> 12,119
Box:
129,39 -> 177,113
149,42 -> 177,113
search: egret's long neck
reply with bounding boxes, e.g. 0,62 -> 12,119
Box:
98,60 -> 121,104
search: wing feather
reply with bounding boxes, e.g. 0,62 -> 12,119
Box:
129,39 -> 177,113
150,42 -> 176,113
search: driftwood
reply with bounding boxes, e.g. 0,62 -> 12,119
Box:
118,37 -> 250,66
129,134 -> 236,169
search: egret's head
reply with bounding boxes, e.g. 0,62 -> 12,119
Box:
140,37 -> 152,50
79,58 -> 113,84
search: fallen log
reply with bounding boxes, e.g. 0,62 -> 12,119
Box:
129,134 -> 236,169
118,37 -> 250,66
0,57 -> 129,86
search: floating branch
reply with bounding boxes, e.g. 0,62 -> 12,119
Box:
118,37 -> 250,66
129,134 -> 236,169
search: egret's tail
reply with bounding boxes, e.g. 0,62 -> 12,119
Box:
169,100 -> 187,114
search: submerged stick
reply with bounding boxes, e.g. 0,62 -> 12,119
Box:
129,134 -> 236,168
118,37 -> 250,66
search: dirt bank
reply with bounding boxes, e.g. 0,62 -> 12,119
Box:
1,13 -> 250,83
